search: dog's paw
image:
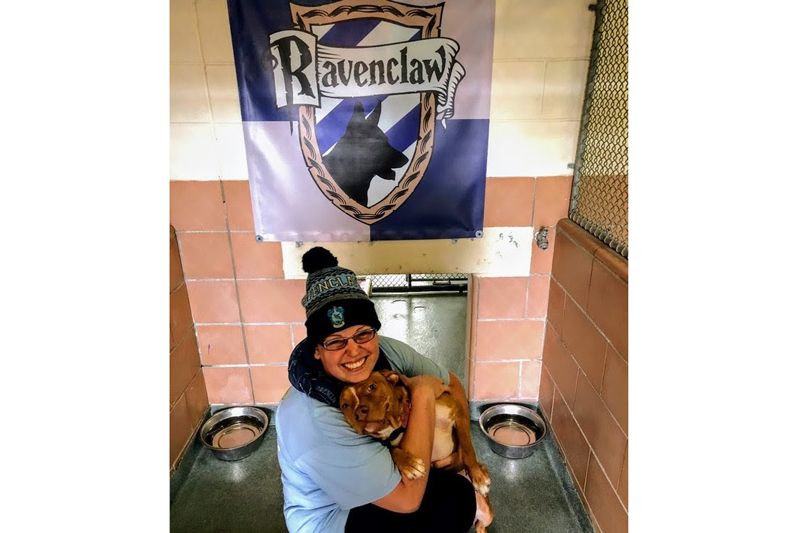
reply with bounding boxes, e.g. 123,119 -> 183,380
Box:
469,462 -> 492,496
391,448 -> 426,480
474,490 -> 493,532
401,456 -> 426,480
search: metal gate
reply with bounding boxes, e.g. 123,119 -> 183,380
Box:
365,274 -> 468,294
570,0 -> 629,258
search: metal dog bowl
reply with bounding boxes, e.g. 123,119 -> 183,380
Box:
200,406 -> 269,461
479,403 -> 547,459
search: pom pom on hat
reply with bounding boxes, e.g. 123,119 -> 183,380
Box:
302,246 -> 338,273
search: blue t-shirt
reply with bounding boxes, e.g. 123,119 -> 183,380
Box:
276,336 -> 450,533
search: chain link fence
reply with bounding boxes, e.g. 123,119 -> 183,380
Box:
364,274 -> 468,294
570,0 -> 628,258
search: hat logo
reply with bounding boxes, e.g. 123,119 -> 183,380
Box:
327,306 -> 345,328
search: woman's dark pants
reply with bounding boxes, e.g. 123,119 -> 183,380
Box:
345,469 -> 476,533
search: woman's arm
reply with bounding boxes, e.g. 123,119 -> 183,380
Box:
372,375 -> 446,513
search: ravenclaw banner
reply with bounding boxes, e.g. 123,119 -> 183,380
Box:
227,0 -> 495,241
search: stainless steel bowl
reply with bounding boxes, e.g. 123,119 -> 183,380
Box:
199,406 -> 269,461
479,403 -> 547,459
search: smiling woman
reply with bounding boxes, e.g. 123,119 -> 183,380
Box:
314,325 -> 380,383
275,246 -> 489,533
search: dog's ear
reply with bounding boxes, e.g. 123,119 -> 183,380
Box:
379,369 -> 401,385
339,386 -> 364,434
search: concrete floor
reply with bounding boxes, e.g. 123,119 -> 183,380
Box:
171,293 -> 593,532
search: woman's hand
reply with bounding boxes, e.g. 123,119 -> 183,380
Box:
400,374 -> 450,398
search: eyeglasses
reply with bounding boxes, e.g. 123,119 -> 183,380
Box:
321,328 -> 377,351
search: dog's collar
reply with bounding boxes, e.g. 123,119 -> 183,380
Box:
381,426 -> 406,447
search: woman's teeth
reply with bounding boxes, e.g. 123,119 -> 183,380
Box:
343,357 -> 367,370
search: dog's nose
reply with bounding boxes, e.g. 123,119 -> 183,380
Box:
356,406 -> 369,421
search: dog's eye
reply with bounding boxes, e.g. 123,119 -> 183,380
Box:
367,383 -> 376,392
341,403 -> 350,409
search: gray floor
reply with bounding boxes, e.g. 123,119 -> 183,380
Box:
171,293 -> 593,532
171,417 -> 592,532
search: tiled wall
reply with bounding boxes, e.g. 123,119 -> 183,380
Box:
170,176 -> 571,404
539,219 -> 628,533
470,176 -> 571,400
169,0 -> 595,405
170,226 -> 210,470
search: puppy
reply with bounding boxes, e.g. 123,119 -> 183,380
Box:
340,370 -> 493,530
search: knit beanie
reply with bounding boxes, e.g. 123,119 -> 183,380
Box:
301,247 -> 381,345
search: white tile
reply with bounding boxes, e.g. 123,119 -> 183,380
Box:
214,124 -> 249,180
490,61 -> 546,120
542,60 -> 590,119
171,123 -> 220,180
197,0 -> 235,64
486,120 -> 580,176
170,0 -> 202,64
171,64 -> 212,123
206,65 -> 242,122
494,0 -> 595,60
282,227 -> 534,278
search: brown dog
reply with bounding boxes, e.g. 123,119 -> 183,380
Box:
340,370 -> 492,530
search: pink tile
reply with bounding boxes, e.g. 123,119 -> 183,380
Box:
290,323 -> 306,346
170,181 -> 227,231
185,281 -> 241,323
223,180 -> 255,231
538,367 -> 555,421
585,453 -> 628,533
572,373 -> 627,481
230,233 -> 284,278
244,325 -> 293,364
202,367 -> 253,405
595,246 -> 628,284
237,279 -> 307,323
542,323 -> 579,407
532,176 -> 572,228
547,280 -> 566,336
177,232 -> 235,279
473,362 -> 519,400
170,393 -> 192,468
483,177 -> 535,227
551,388 -> 591,489
170,227 -> 184,292
530,226 -> 556,274
587,257 -> 628,360
601,344 -> 627,433
551,227 -> 594,309
185,370 -> 210,426
618,445 -> 628,509
577,484 -> 600,533
170,283 -> 194,349
519,359 -> 542,399
525,275 -> 550,318
251,366 -> 291,404
562,298 -> 607,392
558,218 -> 602,256
196,325 -> 247,365
474,319 -> 544,361
477,276 -> 528,319
170,334 -> 201,406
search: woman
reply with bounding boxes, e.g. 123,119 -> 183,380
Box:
276,247 -> 491,533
